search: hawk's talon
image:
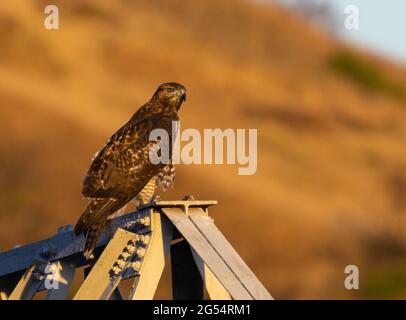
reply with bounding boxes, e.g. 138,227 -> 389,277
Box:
151,195 -> 161,203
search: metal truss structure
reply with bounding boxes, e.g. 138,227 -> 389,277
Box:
0,199 -> 272,300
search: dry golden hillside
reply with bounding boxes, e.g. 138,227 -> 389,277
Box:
0,0 -> 405,299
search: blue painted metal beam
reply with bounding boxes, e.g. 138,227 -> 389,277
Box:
0,209 -> 151,278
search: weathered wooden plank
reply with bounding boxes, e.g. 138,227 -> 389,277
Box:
189,208 -> 273,300
74,228 -> 141,300
45,260 -> 76,300
162,207 -> 252,300
171,239 -> 204,300
129,212 -> 173,300
0,210 -> 150,277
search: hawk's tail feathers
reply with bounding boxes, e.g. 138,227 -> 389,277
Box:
83,222 -> 105,260
74,198 -> 120,260
74,215 -> 88,236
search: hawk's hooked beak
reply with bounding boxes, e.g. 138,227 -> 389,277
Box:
180,91 -> 186,103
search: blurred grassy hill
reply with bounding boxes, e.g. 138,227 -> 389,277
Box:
0,0 -> 405,299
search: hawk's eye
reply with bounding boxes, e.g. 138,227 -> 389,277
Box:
165,87 -> 175,93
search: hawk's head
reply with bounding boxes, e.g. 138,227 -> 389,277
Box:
152,82 -> 186,112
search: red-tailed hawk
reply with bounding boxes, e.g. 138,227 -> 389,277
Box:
74,82 -> 186,259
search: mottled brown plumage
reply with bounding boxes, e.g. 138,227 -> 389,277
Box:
74,82 -> 186,259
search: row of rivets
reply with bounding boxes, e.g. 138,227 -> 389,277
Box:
138,217 -> 151,227
119,252 -> 131,260
140,235 -> 150,245
109,234 -> 149,277
111,266 -> 122,276
130,261 -> 142,271
124,245 -> 136,254
136,248 -> 146,258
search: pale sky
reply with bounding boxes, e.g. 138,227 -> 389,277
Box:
277,0 -> 406,63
